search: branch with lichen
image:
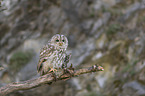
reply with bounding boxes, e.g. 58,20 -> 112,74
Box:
0,65 -> 104,96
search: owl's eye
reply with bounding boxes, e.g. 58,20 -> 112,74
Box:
56,39 -> 59,42
62,40 -> 65,42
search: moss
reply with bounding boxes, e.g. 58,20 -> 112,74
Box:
140,16 -> 145,21
102,7 -> 123,17
96,42 -> 126,65
85,92 -> 97,96
85,91 -> 104,96
106,23 -> 121,35
86,84 -> 92,91
137,16 -> 145,24
9,50 -> 34,72
89,8 -> 95,18
0,25 -> 10,40
122,59 -> 139,77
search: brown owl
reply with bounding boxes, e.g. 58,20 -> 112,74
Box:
37,34 -> 69,76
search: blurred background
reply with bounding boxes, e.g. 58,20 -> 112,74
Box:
0,0 -> 145,96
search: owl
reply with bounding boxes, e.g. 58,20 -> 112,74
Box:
37,34 -> 69,76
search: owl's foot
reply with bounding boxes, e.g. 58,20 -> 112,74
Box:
65,68 -> 74,77
60,68 -> 74,81
62,64 -> 75,78
49,68 -> 57,73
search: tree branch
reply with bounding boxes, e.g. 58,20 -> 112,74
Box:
0,65 -> 104,96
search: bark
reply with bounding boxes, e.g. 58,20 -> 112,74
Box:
0,65 -> 104,96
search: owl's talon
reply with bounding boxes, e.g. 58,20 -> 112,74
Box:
49,68 -> 57,73
63,68 -> 74,77
59,68 -> 74,81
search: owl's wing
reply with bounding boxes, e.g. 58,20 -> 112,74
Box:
37,44 -> 54,73
62,53 -> 71,68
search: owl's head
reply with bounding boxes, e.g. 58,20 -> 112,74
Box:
50,34 -> 68,50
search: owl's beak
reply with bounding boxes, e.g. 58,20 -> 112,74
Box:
59,42 -> 63,46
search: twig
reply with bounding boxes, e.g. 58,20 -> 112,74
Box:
0,65 -> 104,96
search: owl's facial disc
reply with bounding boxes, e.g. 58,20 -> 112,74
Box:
51,34 -> 68,50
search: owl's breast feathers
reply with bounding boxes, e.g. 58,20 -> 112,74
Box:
37,44 -> 67,75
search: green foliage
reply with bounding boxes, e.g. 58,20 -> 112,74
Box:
9,50 -> 34,72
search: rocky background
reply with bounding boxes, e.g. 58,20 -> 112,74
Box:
0,0 -> 145,96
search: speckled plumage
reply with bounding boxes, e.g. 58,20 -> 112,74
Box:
37,34 -> 68,76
